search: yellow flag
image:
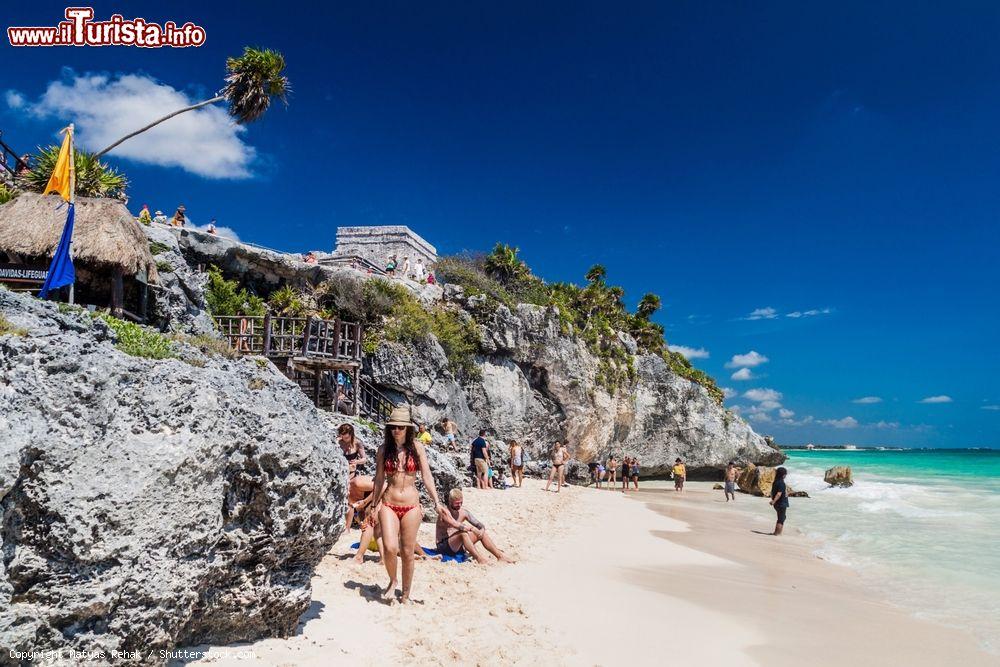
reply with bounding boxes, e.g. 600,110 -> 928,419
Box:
42,127 -> 73,202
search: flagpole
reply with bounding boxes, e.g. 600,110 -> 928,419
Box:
67,123 -> 75,305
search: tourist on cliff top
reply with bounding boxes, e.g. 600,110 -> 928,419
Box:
416,423 -> 433,445
426,271 -> 436,285
724,461 -> 740,502
137,204 -> 152,226
471,429 -> 492,490
354,405 -> 450,602
153,210 -> 167,224
436,488 -> 515,564
769,466 -> 790,536
401,255 -> 411,278
544,441 -> 568,492
207,219 -> 217,235
630,457 -> 641,490
170,205 -> 187,227
385,255 -> 397,276
15,154 -> 30,175
414,258 -> 426,282
673,458 -> 686,492
606,455 -> 619,487
303,251 -> 317,264
509,440 -> 524,488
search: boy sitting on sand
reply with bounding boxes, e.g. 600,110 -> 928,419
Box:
435,489 -> 514,564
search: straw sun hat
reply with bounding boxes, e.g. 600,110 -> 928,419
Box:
386,405 -> 415,428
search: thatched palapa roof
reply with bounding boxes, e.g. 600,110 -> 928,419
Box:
0,192 -> 158,282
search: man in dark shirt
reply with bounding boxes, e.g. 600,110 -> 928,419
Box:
769,466 -> 790,536
470,429 -> 491,490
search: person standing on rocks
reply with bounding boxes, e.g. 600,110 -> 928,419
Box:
471,429 -> 492,490
414,258 -> 426,282
672,458 -> 686,492
509,440 -> 524,487
769,466 -> 790,536
355,405 -> 450,603
416,423 -> 433,445
724,461 -> 740,502
441,417 -> 458,446
401,256 -> 411,278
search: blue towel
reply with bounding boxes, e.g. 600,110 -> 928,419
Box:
349,542 -> 469,563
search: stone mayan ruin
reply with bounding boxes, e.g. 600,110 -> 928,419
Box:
330,225 -> 438,271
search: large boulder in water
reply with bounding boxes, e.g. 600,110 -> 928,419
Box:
824,465 -> 854,487
736,463 -> 777,496
0,290 -> 348,663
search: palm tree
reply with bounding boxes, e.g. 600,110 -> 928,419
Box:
483,242 -> 529,285
95,47 -> 289,158
636,293 -> 662,320
585,264 -> 607,284
18,145 -> 128,198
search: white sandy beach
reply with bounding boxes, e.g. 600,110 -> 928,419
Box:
187,481 -> 999,666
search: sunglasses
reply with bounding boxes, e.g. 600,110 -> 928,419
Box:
389,425 -> 408,431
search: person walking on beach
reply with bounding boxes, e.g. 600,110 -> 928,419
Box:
621,456 -> 631,491
471,429 -> 491,490
509,440 -> 524,487
435,488 -> 515,563
544,441 -> 568,492
769,466 -> 790,536
724,461 -> 739,502
672,457 -> 686,492
353,406 -> 449,603
630,457 -> 641,490
606,455 -> 618,487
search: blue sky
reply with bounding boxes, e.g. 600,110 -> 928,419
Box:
3,2 -> 998,447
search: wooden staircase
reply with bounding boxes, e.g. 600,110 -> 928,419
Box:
214,313 -> 395,425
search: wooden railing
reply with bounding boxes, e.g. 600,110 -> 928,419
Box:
358,378 -> 394,424
213,314 -> 363,362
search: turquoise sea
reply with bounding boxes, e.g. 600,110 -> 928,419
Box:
783,449 -> 1000,654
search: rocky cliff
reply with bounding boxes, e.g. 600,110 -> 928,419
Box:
149,226 -> 783,478
0,289 -> 347,662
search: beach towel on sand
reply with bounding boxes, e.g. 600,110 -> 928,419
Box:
350,543 -> 470,563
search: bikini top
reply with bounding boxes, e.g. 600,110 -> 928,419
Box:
344,448 -> 362,462
384,453 -> 417,474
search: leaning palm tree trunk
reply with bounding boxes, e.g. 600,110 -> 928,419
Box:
94,95 -> 224,158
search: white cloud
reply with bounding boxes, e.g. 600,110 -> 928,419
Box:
730,368 -> 754,381
743,388 -> 783,403
919,395 -> 953,404
744,307 -> 778,321
749,412 -> 773,423
5,90 -> 25,109
20,71 -> 256,178
668,345 -> 709,360
778,408 -> 795,419
726,350 -> 769,368
982,405 -> 1000,411
722,387 -> 737,399
786,308 -> 832,318
758,400 -> 782,411
852,396 -> 882,404
872,421 -> 900,429
819,416 -> 859,429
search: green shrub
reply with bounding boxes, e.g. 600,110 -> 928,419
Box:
0,315 -> 27,336
0,182 -> 16,206
100,315 -> 175,359
148,241 -> 171,256
667,351 -> 724,405
155,260 -> 173,273
204,266 -> 265,317
18,146 -> 128,198
268,284 -> 308,317
169,332 -> 239,359
435,255 -> 514,306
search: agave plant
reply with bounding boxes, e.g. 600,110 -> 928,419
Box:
0,182 -> 15,205
95,47 -> 290,158
18,146 -> 128,198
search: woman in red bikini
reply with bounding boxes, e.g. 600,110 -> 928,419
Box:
356,405 -> 451,604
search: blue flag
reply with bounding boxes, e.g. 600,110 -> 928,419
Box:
38,203 -> 75,299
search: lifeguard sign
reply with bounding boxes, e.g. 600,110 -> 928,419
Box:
0,262 -> 48,291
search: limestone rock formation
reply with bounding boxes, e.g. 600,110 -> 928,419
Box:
143,226 -> 784,478
736,463 -> 777,497
824,465 -> 854,487
0,290 -> 347,663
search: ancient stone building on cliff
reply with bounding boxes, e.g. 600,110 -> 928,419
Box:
328,225 -> 438,272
